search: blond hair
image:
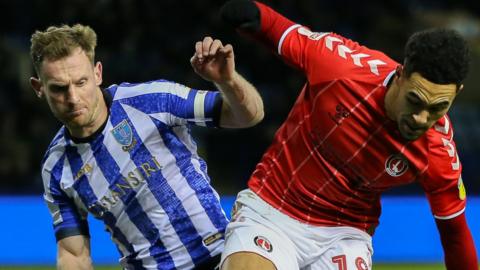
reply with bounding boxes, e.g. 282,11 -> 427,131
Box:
30,24 -> 97,74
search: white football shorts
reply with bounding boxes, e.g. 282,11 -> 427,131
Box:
220,189 -> 373,270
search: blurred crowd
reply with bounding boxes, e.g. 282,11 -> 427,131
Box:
1,0 -> 479,195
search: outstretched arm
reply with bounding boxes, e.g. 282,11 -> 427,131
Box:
221,1 -> 356,83
57,235 -> 93,270
221,0 -> 298,54
190,36 -> 264,128
435,213 -> 478,270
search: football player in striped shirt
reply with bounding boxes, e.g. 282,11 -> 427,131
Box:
29,24 -> 263,269
219,1 -> 478,270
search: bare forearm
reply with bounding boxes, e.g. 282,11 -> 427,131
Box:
58,253 -> 93,270
57,235 -> 93,270
190,36 -> 263,127
216,71 -> 264,128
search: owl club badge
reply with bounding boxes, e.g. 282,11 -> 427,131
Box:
111,119 -> 136,151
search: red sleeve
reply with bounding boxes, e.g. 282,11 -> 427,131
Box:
436,213 -> 478,269
253,1 -> 397,85
422,115 -> 478,268
252,1 -> 297,54
421,115 -> 466,218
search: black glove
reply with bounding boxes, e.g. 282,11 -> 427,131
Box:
220,0 -> 261,32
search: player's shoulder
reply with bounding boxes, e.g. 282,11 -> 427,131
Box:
42,127 -> 67,173
109,79 -> 191,101
427,115 -> 455,145
424,114 -> 461,178
307,31 -> 399,82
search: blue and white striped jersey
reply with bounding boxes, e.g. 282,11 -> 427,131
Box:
41,80 -> 229,269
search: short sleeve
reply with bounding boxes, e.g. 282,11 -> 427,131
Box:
112,80 -> 223,127
42,154 -> 89,241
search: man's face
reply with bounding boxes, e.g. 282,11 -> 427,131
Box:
31,47 -> 103,133
392,72 -> 458,140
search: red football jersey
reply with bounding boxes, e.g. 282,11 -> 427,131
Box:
248,2 -> 466,234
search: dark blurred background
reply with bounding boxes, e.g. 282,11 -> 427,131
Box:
0,0 -> 479,196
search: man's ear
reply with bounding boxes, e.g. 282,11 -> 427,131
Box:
94,61 -> 103,86
392,65 -> 404,86
395,65 -> 404,79
30,77 -> 44,98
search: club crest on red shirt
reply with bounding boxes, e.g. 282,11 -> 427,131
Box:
385,154 -> 409,177
254,236 -> 273,252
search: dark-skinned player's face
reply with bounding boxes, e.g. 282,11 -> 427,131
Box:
392,72 -> 458,140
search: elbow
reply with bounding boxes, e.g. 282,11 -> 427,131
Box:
239,97 -> 264,128
57,255 -> 93,270
57,237 -> 93,270
244,106 -> 264,127
221,104 -> 264,128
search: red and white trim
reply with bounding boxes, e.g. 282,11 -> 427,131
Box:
434,207 -> 466,220
277,24 -> 301,55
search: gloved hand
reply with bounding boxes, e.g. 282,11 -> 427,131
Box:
220,0 -> 261,32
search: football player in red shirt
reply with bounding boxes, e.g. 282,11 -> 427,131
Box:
219,1 -> 478,270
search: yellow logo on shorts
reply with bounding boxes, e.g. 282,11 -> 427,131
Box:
458,176 -> 466,200
203,232 -> 223,246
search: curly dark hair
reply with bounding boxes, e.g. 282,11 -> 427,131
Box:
403,28 -> 470,86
